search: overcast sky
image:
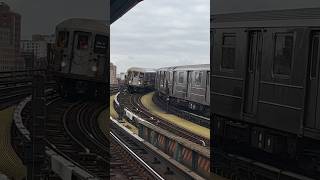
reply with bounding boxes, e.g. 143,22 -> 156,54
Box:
3,0 -> 107,39
111,0 -> 210,73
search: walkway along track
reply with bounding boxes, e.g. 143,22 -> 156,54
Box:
117,91 -> 210,147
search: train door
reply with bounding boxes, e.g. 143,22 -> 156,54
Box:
71,31 -> 93,76
163,71 -> 166,88
56,31 -> 70,73
206,71 -> 210,105
243,30 -> 263,117
306,31 -> 320,130
172,71 -> 177,95
156,72 -> 159,90
186,71 -> 192,99
165,71 -> 169,89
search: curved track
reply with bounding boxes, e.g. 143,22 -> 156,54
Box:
117,91 -> 210,147
45,97 -> 162,179
46,100 -> 109,178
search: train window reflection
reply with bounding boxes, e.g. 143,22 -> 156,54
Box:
57,31 -> 69,48
195,71 -> 202,85
178,72 -> 184,83
273,33 -> 294,76
221,34 -> 236,70
77,34 -> 89,50
310,34 -> 320,78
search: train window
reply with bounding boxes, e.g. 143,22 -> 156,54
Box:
94,35 -> 108,54
194,71 -> 202,85
310,34 -> 320,78
273,33 -> 294,76
77,33 -> 90,50
178,72 -> 184,83
221,34 -> 236,70
57,31 -> 69,48
133,72 -> 138,77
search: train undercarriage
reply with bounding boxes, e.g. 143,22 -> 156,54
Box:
213,115 -> 320,179
57,77 -> 107,101
158,92 -> 210,117
127,85 -> 154,93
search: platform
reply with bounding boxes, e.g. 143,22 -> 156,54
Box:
98,109 -> 109,140
0,107 -> 26,179
110,95 -> 119,119
140,92 -> 210,140
110,95 -> 138,134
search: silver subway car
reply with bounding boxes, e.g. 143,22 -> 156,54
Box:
52,18 -> 109,99
126,67 -> 156,93
156,64 -> 210,115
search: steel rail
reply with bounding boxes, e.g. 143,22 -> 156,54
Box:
110,129 -> 165,180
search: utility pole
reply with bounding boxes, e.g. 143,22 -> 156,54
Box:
27,69 -> 47,179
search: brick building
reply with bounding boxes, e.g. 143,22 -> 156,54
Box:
0,2 -> 24,71
110,62 -> 117,84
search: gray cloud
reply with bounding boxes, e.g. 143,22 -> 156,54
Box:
111,0 -> 209,73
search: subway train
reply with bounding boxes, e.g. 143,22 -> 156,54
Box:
50,18 -> 109,100
155,64 -> 210,116
125,67 -> 156,93
211,7 -> 320,178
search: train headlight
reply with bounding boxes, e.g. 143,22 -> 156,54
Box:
129,80 -> 132,84
61,61 -> 66,67
138,81 -> 141,85
91,65 -> 97,72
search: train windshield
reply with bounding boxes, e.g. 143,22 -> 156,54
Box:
77,32 -> 90,50
94,34 -> 108,54
133,72 -> 139,77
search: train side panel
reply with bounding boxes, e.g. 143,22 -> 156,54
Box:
212,8 -> 320,178
212,28 -> 246,120
212,27 -> 309,135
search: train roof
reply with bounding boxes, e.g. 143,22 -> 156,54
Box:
56,18 -> 108,33
127,67 -> 156,73
212,0 -> 320,15
157,64 -> 210,71
111,0 -> 143,24
213,7 -> 320,28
